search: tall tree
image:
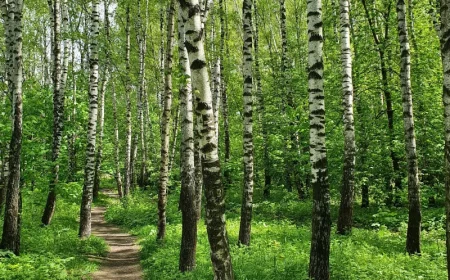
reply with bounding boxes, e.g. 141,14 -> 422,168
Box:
253,0 -> 270,198
179,0 -> 234,278
112,83 -> 123,197
42,0 -> 64,226
157,0 -> 175,241
178,4 -> 198,271
0,0 -> 24,255
238,0 -> 254,247
337,0 -> 356,235
396,0 -> 421,254
307,0 -> 331,278
78,0 -> 100,238
362,0 -> 401,205
137,0 -> 148,189
124,5 -> 132,196
93,0 -> 112,199
441,1 -> 450,278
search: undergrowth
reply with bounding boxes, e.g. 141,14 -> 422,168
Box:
106,187 -> 447,279
0,182 -> 108,280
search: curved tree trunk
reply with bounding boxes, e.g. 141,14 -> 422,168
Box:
307,0 -> 331,278
157,0 -> 175,241
180,0 -> 234,278
79,0 -> 100,238
337,0 -> 356,235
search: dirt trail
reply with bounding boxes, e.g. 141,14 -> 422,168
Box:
90,192 -> 143,280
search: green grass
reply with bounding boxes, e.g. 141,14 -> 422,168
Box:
105,187 -> 447,280
0,182 -> 108,280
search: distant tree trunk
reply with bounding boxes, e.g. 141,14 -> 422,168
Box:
178,5 -> 198,271
253,1 -> 270,199
337,0 -> 356,235
397,0 -> 421,254
180,0 -> 234,278
137,0 -> 148,189
124,6 -> 132,196
93,0 -> 111,199
440,1 -> 450,278
0,0 -> 24,256
238,0 -> 254,247
112,84 -> 123,198
212,59 -> 221,140
93,69 -> 108,199
130,133 -> 139,189
362,0 -> 400,206
168,105 -> 180,173
219,0 -> 231,190
79,0 -> 100,238
67,37 -> 78,183
157,0 -> 175,241
42,0 -> 64,226
307,0 -> 331,279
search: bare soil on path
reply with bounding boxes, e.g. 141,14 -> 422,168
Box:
90,192 -> 143,280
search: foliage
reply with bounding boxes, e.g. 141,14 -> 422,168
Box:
0,188 -> 108,279
106,188 -> 447,279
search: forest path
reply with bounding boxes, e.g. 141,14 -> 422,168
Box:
90,191 -> 143,280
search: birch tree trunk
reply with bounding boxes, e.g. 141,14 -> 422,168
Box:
124,6 -> 132,196
238,0 -> 254,247
93,0 -> 111,200
178,5 -> 198,271
254,0 -> 270,199
179,1 -> 234,279
307,0 -> 331,278
42,0 -> 64,226
78,0 -> 100,238
397,0 -> 421,254
0,0 -> 24,255
93,69 -> 107,199
337,0 -> 356,235
137,0 -> 148,189
168,105 -> 180,173
218,0 -> 230,189
440,1 -> 450,277
112,83 -> 123,197
157,0 -> 175,241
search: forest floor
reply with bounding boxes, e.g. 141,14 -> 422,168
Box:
90,191 -> 143,280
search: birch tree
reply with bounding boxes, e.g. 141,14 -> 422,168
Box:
42,0 -> 64,226
307,0 -> 331,278
179,0 -> 234,278
124,5 -> 132,196
238,0 -> 254,247
440,1 -> 450,277
396,0 -> 422,254
158,0 -> 175,240
78,0 -> 100,238
178,4 -> 198,271
337,0 -> 356,235
0,0 -> 24,255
